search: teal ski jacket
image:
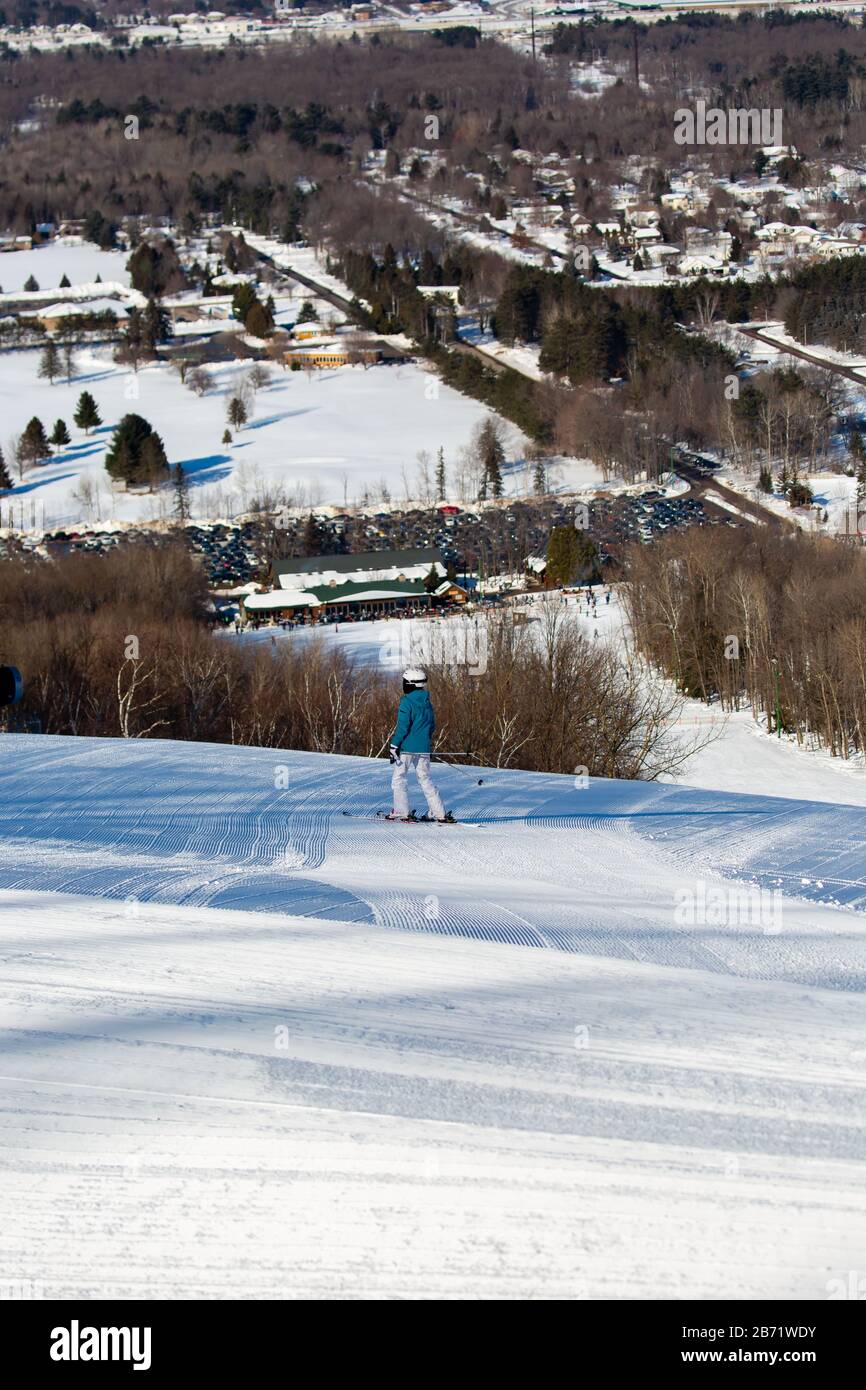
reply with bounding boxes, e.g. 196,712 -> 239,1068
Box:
392,688 -> 435,754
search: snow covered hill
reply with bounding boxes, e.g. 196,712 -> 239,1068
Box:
1,733 -> 865,1299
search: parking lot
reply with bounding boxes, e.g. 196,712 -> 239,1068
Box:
0,471 -> 732,586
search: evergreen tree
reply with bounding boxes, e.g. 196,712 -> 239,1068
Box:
138,434 -> 169,491
302,512 -> 324,555
38,340 -> 61,383
50,418 -> 71,450
74,390 -> 102,434
127,239 -> 183,297
423,564 -> 440,594
227,396 -> 248,430
546,526 -> 599,587
0,446 -> 12,491
477,417 -> 505,498
18,417 -> 50,468
105,414 -> 169,487
758,465 -> 773,494
173,462 -> 191,521
435,446 -> 446,501
222,429 -> 232,446
245,301 -> 273,338
533,456 -> 547,494
59,273 -> 71,288
231,283 -> 257,322
23,274 -> 39,292
143,297 -> 171,351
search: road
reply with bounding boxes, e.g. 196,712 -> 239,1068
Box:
673,452 -> 795,532
741,325 -> 866,388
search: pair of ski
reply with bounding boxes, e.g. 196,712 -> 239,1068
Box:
377,810 -> 458,824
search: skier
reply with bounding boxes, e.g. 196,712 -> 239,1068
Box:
387,667 -> 448,822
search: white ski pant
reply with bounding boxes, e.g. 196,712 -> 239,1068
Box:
392,753 -> 445,820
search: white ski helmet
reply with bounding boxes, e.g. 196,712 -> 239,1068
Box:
402,666 -> 428,687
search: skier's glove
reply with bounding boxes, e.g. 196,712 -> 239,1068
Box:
389,745 -> 400,764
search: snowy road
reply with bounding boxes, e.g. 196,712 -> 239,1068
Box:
1,735 -> 865,1298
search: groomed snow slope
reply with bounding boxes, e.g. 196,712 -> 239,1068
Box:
1,734 -> 865,1299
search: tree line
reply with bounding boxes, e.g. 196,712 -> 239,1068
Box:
0,543 -> 693,779
625,526 -> 866,760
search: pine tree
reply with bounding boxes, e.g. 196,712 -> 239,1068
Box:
18,417 -> 50,468
38,340 -> 61,384
245,302 -> 272,338
302,512 -> 323,555
545,526 -> 599,587
74,391 -> 102,434
0,446 -> 12,491
758,465 -> 773,494
143,297 -> 171,351
222,429 -> 232,446
59,273 -> 71,288
23,274 -> 39,292
477,417 -> 505,499
138,434 -> 168,491
533,457 -> 547,494
435,446 -> 446,501
173,462 -> 191,520
50,418 -> 71,450
227,396 -> 248,430
105,414 -> 168,487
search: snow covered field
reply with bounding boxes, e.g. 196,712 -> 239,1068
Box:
0,345 -> 514,525
0,240 -> 131,294
1,733 -> 865,1299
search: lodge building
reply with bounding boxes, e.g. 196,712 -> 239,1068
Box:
243,547 -> 466,622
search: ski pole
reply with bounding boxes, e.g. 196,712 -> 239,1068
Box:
431,751 -> 485,785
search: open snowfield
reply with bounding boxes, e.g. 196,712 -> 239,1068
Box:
1,732 -> 865,1300
0,345 -> 514,525
0,239 -> 131,295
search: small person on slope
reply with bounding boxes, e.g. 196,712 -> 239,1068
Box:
387,667 -> 449,823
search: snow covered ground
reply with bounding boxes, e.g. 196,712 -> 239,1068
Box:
0,345 -> 514,525
0,728 -> 861,1301
0,239 -> 131,295
1,732 -> 866,1300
